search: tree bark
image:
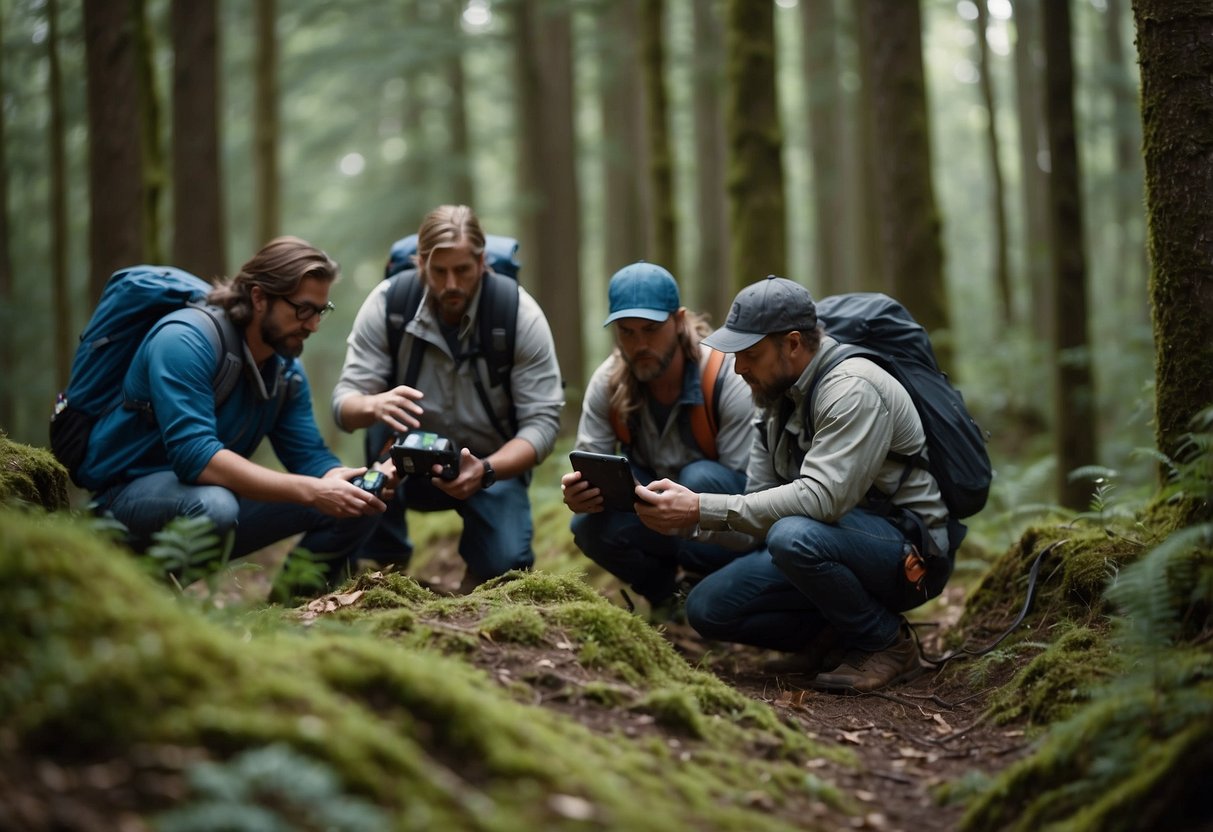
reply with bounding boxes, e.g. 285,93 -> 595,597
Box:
133,0 -> 164,264
855,0 -> 951,369
0,3 -> 13,427
976,0 -> 1012,325
801,0 -> 844,297
254,0 -> 279,246
1043,0 -> 1097,510
1013,0 -> 1051,343
48,0 -> 72,389
171,0 -> 226,280
1131,0 -> 1213,468
641,0 -> 677,274
844,2 -> 883,293
443,0 -> 475,207
690,0 -> 729,321
84,0 -> 145,301
724,0 -> 786,294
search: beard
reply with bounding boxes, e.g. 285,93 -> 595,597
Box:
748,372 -> 797,409
622,339 -> 679,383
261,316 -> 307,358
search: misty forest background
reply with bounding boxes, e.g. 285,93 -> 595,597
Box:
0,0 -> 1165,536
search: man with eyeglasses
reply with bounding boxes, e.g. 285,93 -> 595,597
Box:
82,237 -> 384,592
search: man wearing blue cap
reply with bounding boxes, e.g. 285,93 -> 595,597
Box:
632,275 -> 951,692
561,261 -> 756,620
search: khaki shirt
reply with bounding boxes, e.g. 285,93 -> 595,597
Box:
574,344 -> 754,478
332,276 -> 564,460
699,336 -> 948,549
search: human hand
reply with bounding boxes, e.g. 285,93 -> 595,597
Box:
634,478 -> 699,535
312,467 -> 386,517
561,469 -> 603,513
367,385 -> 424,433
431,448 -> 485,501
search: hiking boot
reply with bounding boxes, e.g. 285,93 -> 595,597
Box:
763,627 -> 844,676
647,593 -> 687,625
809,624 -> 925,693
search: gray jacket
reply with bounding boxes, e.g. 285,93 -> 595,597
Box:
574,344 -> 754,478
332,276 -> 564,460
699,336 -> 949,550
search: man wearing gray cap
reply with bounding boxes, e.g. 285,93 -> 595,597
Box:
633,275 -> 950,692
561,262 -> 756,621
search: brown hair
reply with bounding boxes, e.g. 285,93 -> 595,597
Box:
414,205 -> 486,273
607,309 -> 712,423
208,236 -> 339,326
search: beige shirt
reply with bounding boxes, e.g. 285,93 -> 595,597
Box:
332,276 -> 564,460
698,336 -> 948,547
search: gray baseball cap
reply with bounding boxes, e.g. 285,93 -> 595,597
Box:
701,275 -> 818,353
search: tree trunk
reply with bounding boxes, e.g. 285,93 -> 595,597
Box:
171,0 -> 226,280
1042,0 -> 1097,510
599,0 -> 651,276
1131,0 -> 1213,468
724,0 -> 786,294
976,0 -> 1012,325
641,0 -> 677,274
399,0 -> 430,226
254,0 -> 279,246
801,0 -> 844,297
1013,0 -> 1051,343
844,2 -> 882,293
513,0 -> 584,395
133,0 -> 164,264
855,0 -> 951,369
443,0 -> 474,207
48,0 -> 72,389
84,0 -> 145,301
0,4 -> 13,427
690,0 -> 729,321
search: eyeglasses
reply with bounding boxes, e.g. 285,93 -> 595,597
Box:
277,295 -> 335,321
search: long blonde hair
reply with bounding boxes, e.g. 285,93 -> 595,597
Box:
607,310 -> 713,423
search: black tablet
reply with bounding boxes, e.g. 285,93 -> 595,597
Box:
569,451 -> 647,513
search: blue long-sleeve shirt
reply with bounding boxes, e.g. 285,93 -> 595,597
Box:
79,312 -> 340,492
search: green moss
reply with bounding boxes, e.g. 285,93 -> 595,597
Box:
0,435 -> 70,511
635,688 -> 708,738
480,606 -> 547,645
985,625 -> 1118,726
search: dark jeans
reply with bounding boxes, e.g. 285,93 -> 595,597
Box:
359,473 -> 534,581
570,459 -> 747,603
685,508 -> 944,653
97,470 -> 380,582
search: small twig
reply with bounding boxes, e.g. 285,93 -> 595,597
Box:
925,712 -> 990,745
872,769 -> 916,785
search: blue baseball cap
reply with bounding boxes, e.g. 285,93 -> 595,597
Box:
603,261 -> 681,326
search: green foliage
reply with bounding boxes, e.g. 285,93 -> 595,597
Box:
154,744 -> 390,832
143,515 -> 232,584
0,434 -> 70,511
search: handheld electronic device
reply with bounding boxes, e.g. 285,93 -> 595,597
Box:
569,451 -> 649,513
391,431 -> 460,481
351,469 -> 386,497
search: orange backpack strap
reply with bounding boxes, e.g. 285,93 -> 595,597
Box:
689,348 -> 725,460
609,404 -> 632,448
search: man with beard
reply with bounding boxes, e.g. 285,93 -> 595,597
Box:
332,205 -> 563,588
82,237 -> 384,588
561,262 -> 755,621
632,276 -> 950,692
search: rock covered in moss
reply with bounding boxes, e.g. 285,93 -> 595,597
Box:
0,434 -> 70,511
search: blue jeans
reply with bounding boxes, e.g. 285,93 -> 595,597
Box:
96,470 -> 380,582
360,474 -> 534,581
686,508 -> 937,653
570,459 -> 747,603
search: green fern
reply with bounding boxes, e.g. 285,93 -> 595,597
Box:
143,515 -> 232,585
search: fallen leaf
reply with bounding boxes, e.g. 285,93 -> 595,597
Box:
548,794 -> 595,821
839,730 -> 865,745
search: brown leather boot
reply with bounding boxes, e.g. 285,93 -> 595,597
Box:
762,627 -> 844,676
808,624 -> 925,693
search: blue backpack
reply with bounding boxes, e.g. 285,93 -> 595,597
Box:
809,292 -> 992,523
49,266 -> 243,487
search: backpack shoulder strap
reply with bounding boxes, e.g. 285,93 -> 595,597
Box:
469,271 -> 520,439
609,404 -> 632,448
172,303 -> 244,406
384,270 -> 426,388
688,348 -> 726,460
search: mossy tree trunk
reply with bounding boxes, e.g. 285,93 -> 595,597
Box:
1131,0 -> 1213,468
856,0 -> 951,370
641,0 -> 677,275
800,0 -> 844,297
599,0 -> 652,277
84,0 -> 146,301
442,0 -> 474,208
133,0 -> 164,264
975,0 -> 1012,326
171,0 -> 226,281
1043,0 -> 1097,510
253,0 -> 279,246
724,0 -> 786,294
513,0 -> 583,395
690,0 -> 729,321
1013,0 -> 1052,344
0,3 -> 12,428
48,0 -> 72,389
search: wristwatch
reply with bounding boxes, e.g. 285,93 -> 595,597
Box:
480,458 -> 497,489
